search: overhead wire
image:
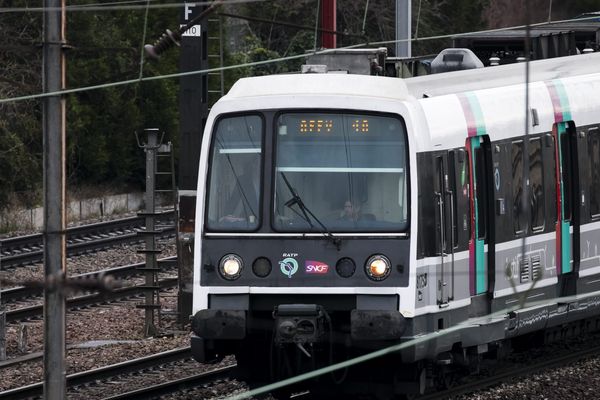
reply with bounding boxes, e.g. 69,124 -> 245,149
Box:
226,288 -> 596,400
2,13 -> 599,105
414,0 -> 423,40
0,0 -> 269,13
361,0 -> 370,35
2,2 -> 595,396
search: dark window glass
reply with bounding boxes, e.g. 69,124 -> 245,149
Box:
548,135 -> 558,223
590,129 -> 600,218
474,147 -> 486,240
206,115 -> 263,231
273,113 -> 408,232
512,141 -> 526,234
434,156 -> 446,254
448,151 -> 458,248
560,133 -> 572,221
529,138 -> 545,231
463,150 -> 471,241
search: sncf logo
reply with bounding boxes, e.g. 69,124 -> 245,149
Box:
305,261 -> 329,274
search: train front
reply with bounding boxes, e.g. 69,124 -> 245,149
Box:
190,74 -> 415,389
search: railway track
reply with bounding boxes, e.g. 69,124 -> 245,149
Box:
0,347 -> 224,400
0,210 -> 175,269
1,257 -> 177,305
3,337 -> 599,399
4,275 -> 177,323
421,342 -> 600,400
1,257 -> 177,325
101,365 -> 237,400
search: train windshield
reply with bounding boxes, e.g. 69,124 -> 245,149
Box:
274,112 -> 409,232
206,115 -> 262,231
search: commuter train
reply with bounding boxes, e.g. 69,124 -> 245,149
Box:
189,51 -> 600,398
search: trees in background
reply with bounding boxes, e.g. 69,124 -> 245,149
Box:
0,1 -> 43,208
67,3 -> 178,190
0,0 -> 596,210
0,0 -> 178,209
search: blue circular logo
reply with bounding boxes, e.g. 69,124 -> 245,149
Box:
279,258 -> 299,278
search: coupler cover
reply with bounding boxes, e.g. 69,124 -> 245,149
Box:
191,310 -> 246,339
351,310 -> 406,340
273,304 -> 326,344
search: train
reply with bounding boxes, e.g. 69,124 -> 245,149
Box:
187,48 -> 600,399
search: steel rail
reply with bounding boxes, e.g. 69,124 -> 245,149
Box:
420,343 -> 600,400
0,347 -> 193,399
0,210 -> 175,269
100,365 -> 237,400
6,277 -> 177,323
1,257 -> 177,304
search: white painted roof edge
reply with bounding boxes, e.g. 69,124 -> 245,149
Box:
224,73 -> 410,101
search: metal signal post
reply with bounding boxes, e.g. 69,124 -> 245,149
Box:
176,2 -> 210,324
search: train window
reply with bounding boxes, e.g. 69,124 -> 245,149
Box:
205,115 -> 263,231
590,129 -> 600,218
448,151 -> 459,248
547,134 -> 558,223
462,151 -> 471,242
560,133 -> 572,221
273,112 -> 408,232
474,147 -> 486,240
529,138 -> 545,231
511,141 -> 526,234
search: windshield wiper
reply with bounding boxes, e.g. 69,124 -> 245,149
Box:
280,172 -> 341,250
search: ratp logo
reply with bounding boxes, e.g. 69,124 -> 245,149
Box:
279,257 -> 299,278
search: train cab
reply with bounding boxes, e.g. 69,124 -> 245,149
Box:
189,73 -> 419,386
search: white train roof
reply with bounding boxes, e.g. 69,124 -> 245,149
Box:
225,73 -> 410,101
405,52 -> 600,98
223,52 -> 600,105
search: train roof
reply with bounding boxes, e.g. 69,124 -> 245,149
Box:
225,73 -> 410,101
223,52 -> 600,104
404,52 -> 600,98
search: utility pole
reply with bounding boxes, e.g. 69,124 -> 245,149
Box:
42,0 -> 67,398
395,0 -> 411,57
321,0 -> 336,48
0,242 -> 5,361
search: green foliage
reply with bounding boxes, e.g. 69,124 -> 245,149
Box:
2,0 -> 597,213
66,0 -> 179,189
0,0 -> 43,209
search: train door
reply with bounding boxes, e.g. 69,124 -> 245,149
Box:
554,121 -> 581,275
466,135 -> 494,296
434,154 -> 455,305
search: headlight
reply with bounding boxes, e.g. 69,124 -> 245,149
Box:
365,255 -> 391,281
219,254 -> 243,280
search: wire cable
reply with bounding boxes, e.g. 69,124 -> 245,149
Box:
361,0 -> 370,36
2,13 -> 600,105
0,0 -> 268,13
414,0 -> 423,40
224,287 -> 600,400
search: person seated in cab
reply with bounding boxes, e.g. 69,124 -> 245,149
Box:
338,200 -> 376,222
339,200 -> 361,221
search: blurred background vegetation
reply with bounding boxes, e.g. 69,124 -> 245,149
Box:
0,0 -> 597,210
